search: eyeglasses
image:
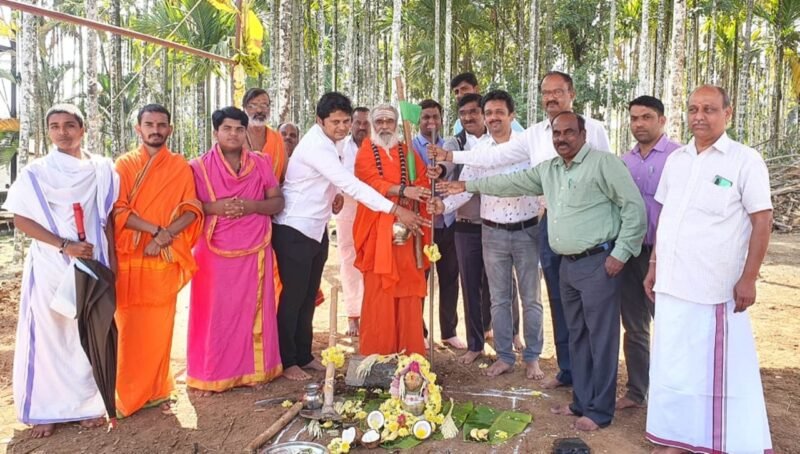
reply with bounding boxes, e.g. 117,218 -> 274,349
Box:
246,103 -> 271,110
541,88 -> 568,98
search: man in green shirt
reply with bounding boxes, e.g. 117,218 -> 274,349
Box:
435,111 -> 646,431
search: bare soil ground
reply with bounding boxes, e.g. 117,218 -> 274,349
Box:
0,233 -> 798,454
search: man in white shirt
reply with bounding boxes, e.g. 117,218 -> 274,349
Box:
430,70 -> 611,389
450,72 -> 525,134
334,107 -> 370,337
644,86 -> 773,453
273,93 -> 429,381
431,90 -> 544,379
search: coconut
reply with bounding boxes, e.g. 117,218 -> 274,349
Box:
412,420 -> 432,440
366,410 -> 385,431
341,427 -> 357,445
360,429 -> 381,449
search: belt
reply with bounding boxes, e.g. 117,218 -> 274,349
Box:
482,217 -> 538,231
563,240 -> 615,262
456,218 -> 482,225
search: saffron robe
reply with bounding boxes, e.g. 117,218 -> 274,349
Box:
113,145 -> 202,417
187,145 -> 283,391
353,139 -> 430,356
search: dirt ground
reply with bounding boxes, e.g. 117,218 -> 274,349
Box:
0,232 -> 798,454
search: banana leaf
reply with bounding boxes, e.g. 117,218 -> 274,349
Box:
462,405 -> 498,442
432,400 -> 474,440
381,435 -> 424,450
488,411 -> 533,445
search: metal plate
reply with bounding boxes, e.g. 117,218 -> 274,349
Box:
261,441 -> 329,454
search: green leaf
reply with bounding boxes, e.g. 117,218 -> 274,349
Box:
488,411 -> 533,445
462,405 -> 498,442
381,435 -> 424,450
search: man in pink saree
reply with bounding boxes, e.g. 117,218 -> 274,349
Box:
187,107 -> 285,395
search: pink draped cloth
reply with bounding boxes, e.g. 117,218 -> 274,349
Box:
187,145 -> 282,391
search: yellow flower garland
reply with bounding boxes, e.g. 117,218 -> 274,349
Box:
321,345 -> 346,369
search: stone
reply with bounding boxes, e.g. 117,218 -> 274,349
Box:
344,356 -> 397,388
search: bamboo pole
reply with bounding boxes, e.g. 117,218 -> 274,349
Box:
0,0 -> 235,65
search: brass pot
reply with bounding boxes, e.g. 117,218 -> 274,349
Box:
392,221 -> 411,245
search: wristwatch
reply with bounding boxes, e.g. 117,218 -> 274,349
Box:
399,184 -> 407,198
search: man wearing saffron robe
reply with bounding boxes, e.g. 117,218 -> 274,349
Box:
3,104 -> 119,437
353,104 -> 432,356
113,104 -> 203,416
187,107 -> 285,394
274,93 -> 428,381
243,88 -> 288,182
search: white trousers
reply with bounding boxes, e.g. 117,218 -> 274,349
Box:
336,217 -> 364,318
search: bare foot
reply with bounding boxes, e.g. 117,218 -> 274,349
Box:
549,403 -> 577,416
442,336 -> 467,350
459,350 -> 482,364
541,376 -> 567,389
159,401 -> 175,415
513,334 -> 525,351
78,417 -> 107,429
574,416 -> 600,431
346,317 -> 360,337
483,360 -> 514,377
301,359 -> 326,371
30,423 -> 55,438
188,387 -> 214,397
283,365 -> 312,381
616,396 -> 645,410
484,329 -> 494,340
525,360 -> 544,380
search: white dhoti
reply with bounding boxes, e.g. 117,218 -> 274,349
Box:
335,214 -> 363,318
4,149 -> 119,424
646,293 -> 773,454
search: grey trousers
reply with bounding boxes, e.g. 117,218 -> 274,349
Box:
482,224 -> 544,365
560,249 -> 621,428
620,245 -> 655,404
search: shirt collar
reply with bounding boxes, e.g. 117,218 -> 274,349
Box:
488,130 -> 519,146
554,142 -> 591,167
685,132 -> 731,155
414,133 -> 443,147
631,133 -> 671,155
313,124 -> 336,147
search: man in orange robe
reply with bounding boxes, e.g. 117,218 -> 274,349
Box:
113,104 -> 203,417
354,104 -> 432,356
243,88 -> 288,182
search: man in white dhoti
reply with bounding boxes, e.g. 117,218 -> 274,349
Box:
334,106 -> 370,337
644,85 -> 773,454
3,104 -> 119,438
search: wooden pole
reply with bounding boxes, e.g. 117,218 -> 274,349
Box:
320,285 -> 339,419
0,0 -> 235,65
393,76 -> 424,269
428,127 -> 438,365
244,402 -> 303,453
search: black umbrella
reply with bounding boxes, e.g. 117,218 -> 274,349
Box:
74,257 -> 118,428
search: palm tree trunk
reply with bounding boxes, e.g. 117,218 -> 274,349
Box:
666,0 -> 687,140
317,0 -> 326,100
606,0 -> 616,130
390,0 -> 402,102
654,0 -> 668,98
705,0 -> 717,83
332,0 -> 339,91
293,0 -> 304,122
434,0 -> 441,102
527,0 -> 539,124
443,0 -> 453,128
196,81 -> 206,151
637,0 -> 650,94
772,38 -> 784,148
110,0 -> 123,156
85,0 -> 101,155
278,0 -> 292,123
735,0 -> 754,140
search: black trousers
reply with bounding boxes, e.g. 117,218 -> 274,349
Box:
273,223 -> 329,369
427,223 -> 461,339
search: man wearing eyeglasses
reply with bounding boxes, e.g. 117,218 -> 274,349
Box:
429,71 -> 611,390
243,88 -> 289,182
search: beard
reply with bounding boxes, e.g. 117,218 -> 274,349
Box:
144,135 -> 166,148
248,115 -> 267,127
371,129 -> 399,151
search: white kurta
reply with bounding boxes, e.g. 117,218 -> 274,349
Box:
3,148 -> 119,424
334,135 -> 364,317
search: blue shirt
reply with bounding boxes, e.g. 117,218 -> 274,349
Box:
412,134 -> 454,228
